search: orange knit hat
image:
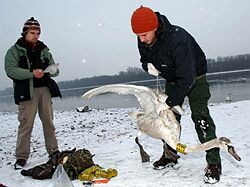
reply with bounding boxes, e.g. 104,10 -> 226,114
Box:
131,6 -> 158,34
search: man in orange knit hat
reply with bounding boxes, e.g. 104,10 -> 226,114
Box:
131,6 -> 221,184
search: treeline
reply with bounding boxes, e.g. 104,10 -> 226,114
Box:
58,54 -> 250,91
206,54 -> 250,80
1,53 -> 250,98
58,67 -> 154,97
207,54 -> 250,72
59,67 -> 152,90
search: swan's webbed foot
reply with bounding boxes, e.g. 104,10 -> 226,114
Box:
227,145 -> 241,161
135,137 -> 150,162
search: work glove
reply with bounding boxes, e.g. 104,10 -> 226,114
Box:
156,97 -> 184,116
156,102 -> 184,116
147,63 -> 160,76
172,105 -> 184,116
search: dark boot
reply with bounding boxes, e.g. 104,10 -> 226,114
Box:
153,155 -> 178,168
14,159 -> 26,170
21,168 -> 33,176
153,143 -> 179,168
204,164 -> 222,184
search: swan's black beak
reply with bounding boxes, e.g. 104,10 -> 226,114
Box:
227,145 -> 241,161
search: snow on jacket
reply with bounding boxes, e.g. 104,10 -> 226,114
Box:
137,12 -> 207,107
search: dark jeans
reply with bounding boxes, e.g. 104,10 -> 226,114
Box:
165,76 -> 221,165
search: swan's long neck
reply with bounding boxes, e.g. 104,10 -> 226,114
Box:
184,138 -> 224,153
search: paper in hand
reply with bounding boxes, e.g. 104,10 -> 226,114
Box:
44,63 -> 59,74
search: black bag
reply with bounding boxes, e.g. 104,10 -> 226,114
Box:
21,163 -> 55,180
21,148 -> 95,180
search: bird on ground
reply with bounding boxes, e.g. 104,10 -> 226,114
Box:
82,84 -> 241,162
225,93 -> 232,103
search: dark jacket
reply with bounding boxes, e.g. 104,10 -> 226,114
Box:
138,12 -> 207,107
5,37 -> 62,104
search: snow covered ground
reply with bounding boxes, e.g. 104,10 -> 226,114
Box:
0,100 -> 249,187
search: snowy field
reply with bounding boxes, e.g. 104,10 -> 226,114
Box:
0,100 -> 249,187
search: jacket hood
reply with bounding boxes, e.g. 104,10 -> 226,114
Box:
137,12 -> 172,47
155,12 -> 172,38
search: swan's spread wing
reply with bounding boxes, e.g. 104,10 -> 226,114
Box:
82,84 -> 159,114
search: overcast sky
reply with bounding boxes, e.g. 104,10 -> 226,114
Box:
1,0 -> 250,91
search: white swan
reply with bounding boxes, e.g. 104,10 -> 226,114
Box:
225,93 -> 232,103
82,84 -> 241,162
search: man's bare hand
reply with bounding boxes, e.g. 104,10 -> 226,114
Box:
33,69 -> 44,78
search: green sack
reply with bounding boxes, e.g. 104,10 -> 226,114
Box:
62,149 -> 95,180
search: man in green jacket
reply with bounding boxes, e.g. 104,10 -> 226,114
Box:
4,17 -> 61,170
131,6 -> 221,184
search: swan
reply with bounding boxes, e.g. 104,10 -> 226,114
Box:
225,93 -> 232,103
82,84 -> 241,162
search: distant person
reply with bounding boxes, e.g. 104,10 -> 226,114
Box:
131,6 -> 221,184
4,17 -> 62,170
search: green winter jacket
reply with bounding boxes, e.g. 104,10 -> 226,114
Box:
4,37 -> 61,104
